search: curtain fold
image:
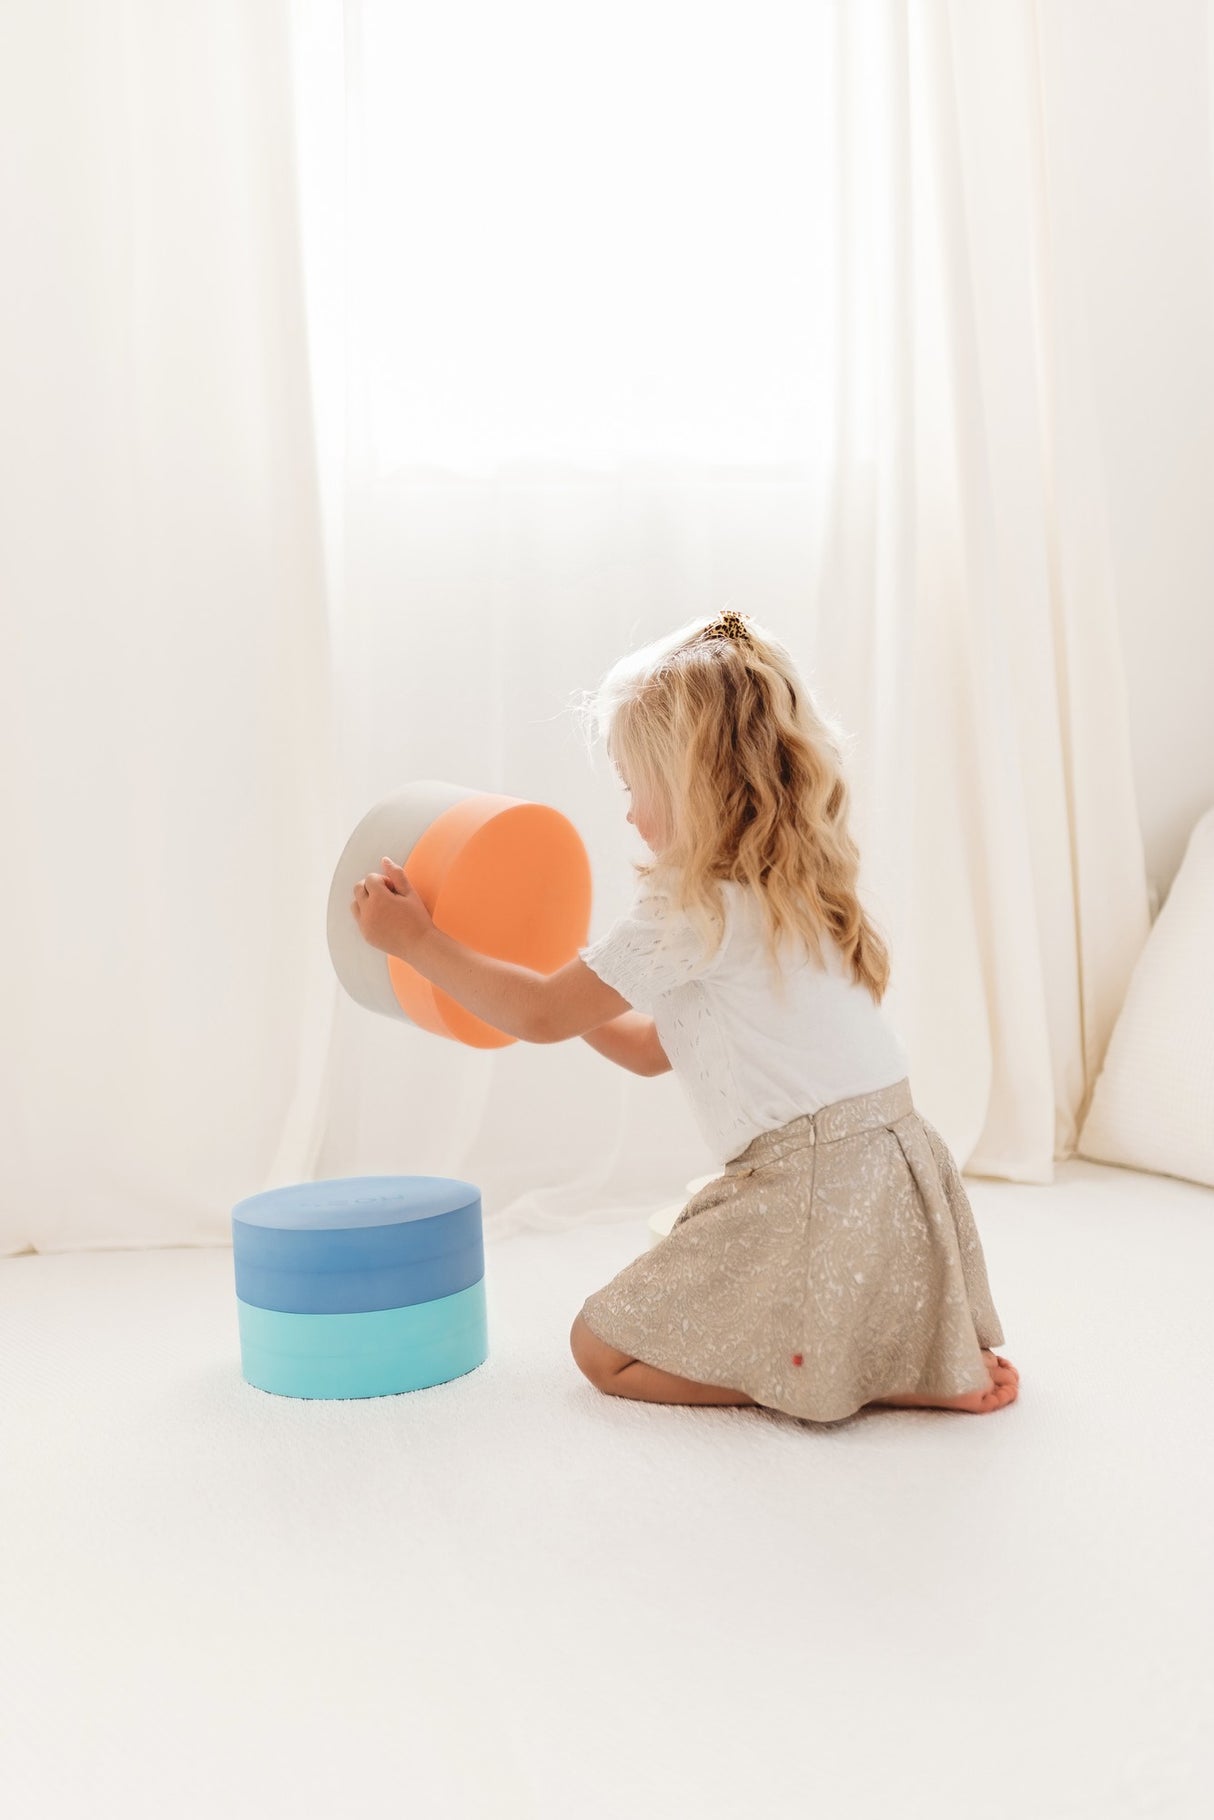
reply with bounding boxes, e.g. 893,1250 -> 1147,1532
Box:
812,0 -> 1150,1183
1,0 -> 1169,1253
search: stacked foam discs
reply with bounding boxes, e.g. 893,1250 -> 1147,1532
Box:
231,1176 -> 488,1399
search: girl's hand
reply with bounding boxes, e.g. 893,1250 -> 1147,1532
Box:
350,856 -> 434,960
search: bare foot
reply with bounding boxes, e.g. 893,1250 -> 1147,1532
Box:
983,1348 -> 1019,1385
867,1348 -> 1020,1414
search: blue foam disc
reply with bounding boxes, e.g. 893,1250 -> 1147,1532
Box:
236,1278 -> 488,1399
231,1175 -> 483,1314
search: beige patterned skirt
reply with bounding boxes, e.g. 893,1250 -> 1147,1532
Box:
579,1077 -> 1006,1423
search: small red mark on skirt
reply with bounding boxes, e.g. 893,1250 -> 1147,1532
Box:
791,1353 -> 803,1366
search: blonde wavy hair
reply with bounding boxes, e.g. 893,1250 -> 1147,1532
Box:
573,611 -> 892,1004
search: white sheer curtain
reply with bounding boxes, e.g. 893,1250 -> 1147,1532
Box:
286,0 -> 847,1237
1,0 -> 1161,1253
810,0 -> 1155,1178
288,0 -> 1151,1232
0,1 -> 341,1255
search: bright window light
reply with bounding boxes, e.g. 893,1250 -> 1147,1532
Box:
339,0 -> 841,474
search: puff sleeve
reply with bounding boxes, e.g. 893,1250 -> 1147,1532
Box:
578,884 -> 726,1012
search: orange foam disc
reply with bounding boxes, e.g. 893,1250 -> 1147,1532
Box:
387,794 -> 592,1048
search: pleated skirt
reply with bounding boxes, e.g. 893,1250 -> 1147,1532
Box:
579,1077 -> 1006,1423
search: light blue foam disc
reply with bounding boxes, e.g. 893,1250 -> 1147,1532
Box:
231,1175 -> 483,1314
236,1278 -> 488,1399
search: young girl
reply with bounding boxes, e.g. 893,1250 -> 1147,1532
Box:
351,610 -> 1017,1423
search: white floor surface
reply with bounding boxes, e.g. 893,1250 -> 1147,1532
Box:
3,1158 -> 1213,1820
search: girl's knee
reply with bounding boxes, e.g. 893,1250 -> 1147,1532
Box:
570,1311 -> 629,1388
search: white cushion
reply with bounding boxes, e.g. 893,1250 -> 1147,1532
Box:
647,1172 -> 721,1248
1077,806 -> 1214,1189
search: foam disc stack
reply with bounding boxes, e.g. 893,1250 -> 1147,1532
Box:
326,779 -> 593,1048
231,1176 -> 488,1399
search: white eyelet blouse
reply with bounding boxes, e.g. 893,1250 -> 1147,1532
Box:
579,877 -> 912,1166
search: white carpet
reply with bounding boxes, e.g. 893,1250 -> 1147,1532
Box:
3,1158 -> 1212,1820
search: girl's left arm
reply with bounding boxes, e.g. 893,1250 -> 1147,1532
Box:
409,928 -> 632,1044
351,855 -> 631,1042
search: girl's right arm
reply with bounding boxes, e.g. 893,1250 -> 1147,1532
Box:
580,1011 -> 672,1077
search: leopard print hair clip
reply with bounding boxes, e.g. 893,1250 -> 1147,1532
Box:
702,609 -> 753,645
